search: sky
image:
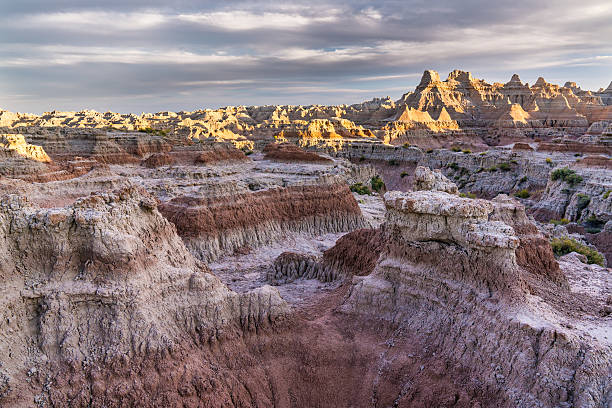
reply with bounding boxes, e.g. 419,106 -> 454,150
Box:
1,0 -> 611,114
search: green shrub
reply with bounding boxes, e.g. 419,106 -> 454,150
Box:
138,127 -> 167,136
403,142 -> 411,148
574,153 -> 582,157
585,215 -> 604,227
603,190 -> 611,199
486,167 -> 497,172
476,167 -> 484,173
575,193 -> 590,211
388,159 -> 400,166
498,162 -> 511,171
551,168 -> 583,186
550,237 -> 604,266
371,176 -> 385,193
359,156 -> 366,162
426,149 -> 434,153
549,218 -> 570,226
551,167 -> 573,181
400,172 -> 409,178
350,183 -> 372,195
462,149 -> 471,154
451,146 -> 461,152
545,158 -> 553,164
514,189 -> 530,199
459,192 -> 476,199
519,176 -> 528,183
479,152 -> 487,156
243,150 -> 253,156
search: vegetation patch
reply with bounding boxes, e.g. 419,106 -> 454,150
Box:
550,237 -> 604,266
371,176 -> 385,193
514,189 -> 530,199
549,218 -> 570,226
459,192 -> 476,199
575,193 -> 590,219
498,162 -> 511,171
138,127 -> 168,137
350,183 -> 372,195
551,168 -> 583,186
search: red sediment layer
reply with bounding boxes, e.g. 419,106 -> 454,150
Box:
20,158 -> 102,183
575,155 -> 612,169
323,228 -> 386,276
512,142 -> 534,151
263,143 -> 332,163
536,142 -> 611,155
193,144 -> 248,164
90,153 -> 141,165
158,183 -> 361,239
24,309 -> 499,408
515,234 -> 566,286
141,152 -> 175,168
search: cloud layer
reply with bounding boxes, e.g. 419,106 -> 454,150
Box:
1,0 -> 611,113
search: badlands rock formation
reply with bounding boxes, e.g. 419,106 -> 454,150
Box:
1,69 -> 611,152
343,190 -> 610,407
0,187 -> 287,406
159,182 -> 365,261
0,69 -> 611,407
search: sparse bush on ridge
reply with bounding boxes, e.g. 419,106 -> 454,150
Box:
549,218 -> 570,226
550,237 -> 604,266
371,176 -> 385,193
138,127 -> 168,137
514,189 -> 530,198
498,162 -> 511,171
551,168 -> 583,186
350,183 -> 371,195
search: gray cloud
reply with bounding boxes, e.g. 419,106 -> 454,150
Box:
0,0 -> 611,113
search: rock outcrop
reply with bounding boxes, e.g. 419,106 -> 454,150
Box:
159,182 -> 366,261
0,187 -> 287,406
340,190 -> 611,407
413,165 -> 458,194
533,167 -> 612,223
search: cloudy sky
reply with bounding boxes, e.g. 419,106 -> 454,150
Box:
1,0 -> 611,113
